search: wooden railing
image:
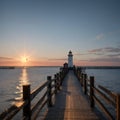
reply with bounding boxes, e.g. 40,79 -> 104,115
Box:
74,67 -> 120,120
0,68 -> 68,120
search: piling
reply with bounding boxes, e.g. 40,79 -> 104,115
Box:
90,76 -> 95,108
54,74 -> 57,94
84,74 -> 87,94
23,84 -> 31,120
116,94 -> 120,120
47,76 -> 52,107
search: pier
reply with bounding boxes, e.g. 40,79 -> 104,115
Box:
39,70 -> 100,120
0,67 -> 120,120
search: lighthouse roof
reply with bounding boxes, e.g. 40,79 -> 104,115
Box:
68,50 -> 73,56
69,50 -> 72,54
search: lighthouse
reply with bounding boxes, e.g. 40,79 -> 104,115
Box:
68,50 -> 73,69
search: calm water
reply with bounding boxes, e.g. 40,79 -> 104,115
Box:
0,67 -> 120,114
86,69 -> 120,93
0,67 -> 59,113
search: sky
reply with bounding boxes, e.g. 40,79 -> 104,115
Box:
0,0 -> 120,66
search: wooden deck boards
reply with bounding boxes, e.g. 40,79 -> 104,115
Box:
37,70 -> 100,120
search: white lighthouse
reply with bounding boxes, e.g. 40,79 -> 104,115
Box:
68,50 -> 73,68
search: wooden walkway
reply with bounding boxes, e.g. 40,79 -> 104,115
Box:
37,70 -> 100,120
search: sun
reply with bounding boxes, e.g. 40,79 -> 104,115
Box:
21,56 -> 29,63
20,54 -> 31,66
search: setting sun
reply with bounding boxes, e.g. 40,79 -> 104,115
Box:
21,56 -> 29,63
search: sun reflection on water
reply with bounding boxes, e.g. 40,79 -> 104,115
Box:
15,67 -> 29,101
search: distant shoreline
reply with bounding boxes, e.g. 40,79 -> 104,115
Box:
0,66 -> 15,69
80,66 -> 120,69
0,66 -> 120,69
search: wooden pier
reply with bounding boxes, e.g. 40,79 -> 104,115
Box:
0,67 -> 120,120
38,70 -> 100,120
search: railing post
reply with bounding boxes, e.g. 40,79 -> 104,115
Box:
81,73 -> 84,86
57,73 -> 60,90
23,84 -> 31,120
54,74 -> 57,94
84,74 -> 87,94
77,68 -> 79,80
47,76 -> 52,107
116,94 -> 120,120
60,71 -> 62,86
78,70 -> 81,80
90,76 -> 95,108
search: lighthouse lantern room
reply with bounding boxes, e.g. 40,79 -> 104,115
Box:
68,50 -> 73,69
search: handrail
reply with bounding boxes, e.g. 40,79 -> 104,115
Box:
93,95 -> 114,120
31,99 -> 48,120
0,67 -> 68,120
0,101 -> 25,120
31,91 -> 48,114
98,85 -> 116,102
94,87 -> 116,107
31,81 -> 48,100
74,67 -> 120,120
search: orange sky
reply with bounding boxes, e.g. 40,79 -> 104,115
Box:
0,58 -> 65,66
0,58 -> 119,67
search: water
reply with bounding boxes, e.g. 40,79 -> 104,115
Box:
0,67 -> 60,113
0,67 -> 120,116
86,69 -> 120,93
86,69 -> 120,119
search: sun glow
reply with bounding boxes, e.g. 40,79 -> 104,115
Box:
21,56 -> 29,63
20,55 -> 30,66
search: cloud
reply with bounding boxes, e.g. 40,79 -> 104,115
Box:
89,48 -> 103,53
74,51 -> 91,56
89,57 -> 120,63
74,53 -> 88,56
105,47 -> 120,53
48,58 -> 67,61
78,59 -> 89,61
0,57 -> 14,61
87,47 -> 120,64
96,33 -> 104,40
88,47 -> 120,55
107,53 -> 120,57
